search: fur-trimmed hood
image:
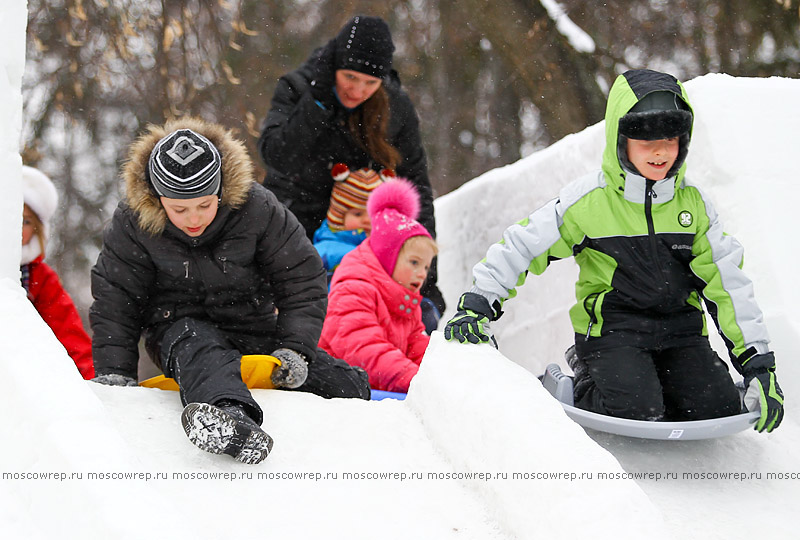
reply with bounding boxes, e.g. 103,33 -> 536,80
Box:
123,117 -> 255,235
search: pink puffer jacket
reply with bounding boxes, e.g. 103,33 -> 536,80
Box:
319,242 -> 429,392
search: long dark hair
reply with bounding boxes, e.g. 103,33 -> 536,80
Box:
347,85 -> 401,170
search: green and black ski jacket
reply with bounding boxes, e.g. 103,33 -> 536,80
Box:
470,70 -> 769,364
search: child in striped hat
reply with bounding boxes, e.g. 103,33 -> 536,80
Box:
313,163 -> 392,283
319,179 -> 438,393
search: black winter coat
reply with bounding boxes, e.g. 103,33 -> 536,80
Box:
90,118 -> 327,379
257,41 -> 436,240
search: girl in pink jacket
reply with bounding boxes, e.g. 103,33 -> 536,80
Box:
319,179 -> 437,393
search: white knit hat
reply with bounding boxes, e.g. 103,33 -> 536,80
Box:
22,165 -> 59,224
21,166 -> 59,264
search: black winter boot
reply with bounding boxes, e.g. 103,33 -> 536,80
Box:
566,346 -> 592,404
181,400 -> 273,465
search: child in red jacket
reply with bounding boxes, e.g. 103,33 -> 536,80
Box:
21,166 -> 94,379
320,179 -> 437,393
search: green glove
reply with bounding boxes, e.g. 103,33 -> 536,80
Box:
443,292 -> 498,348
742,352 -> 784,433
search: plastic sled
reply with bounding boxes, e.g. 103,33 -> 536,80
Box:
540,363 -> 760,440
139,354 -> 281,391
370,389 -> 407,401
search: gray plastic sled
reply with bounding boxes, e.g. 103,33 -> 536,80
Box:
541,363 -> 760,440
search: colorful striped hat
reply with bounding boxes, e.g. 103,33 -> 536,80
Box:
326,164 -> 393,231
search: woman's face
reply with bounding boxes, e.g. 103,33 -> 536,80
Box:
160,195 -> 219,237
335,69 -> 382,108
22,205 -> 37,246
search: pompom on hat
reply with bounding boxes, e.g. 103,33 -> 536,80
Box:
22,165 -> 59,225
148,128 -> 222,199
334,15 -> 395,79
327,164 -> 393,231
367,178 -> 431,275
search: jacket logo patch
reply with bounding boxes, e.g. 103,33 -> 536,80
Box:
678,211 -> 693,227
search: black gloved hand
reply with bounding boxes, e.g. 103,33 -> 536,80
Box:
270,348 -> 309,389
92,373 -> 138,387
309,46 -> 337,110
310,79 -> 335,110
742,352 -> 784,433
443,292 -> 498,348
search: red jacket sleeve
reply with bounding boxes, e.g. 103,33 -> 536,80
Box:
406,316 -> 430,364
29,262 -> 95,379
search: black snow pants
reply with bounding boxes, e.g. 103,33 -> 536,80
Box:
573,333 -> 741,421
144,318 -> 370,424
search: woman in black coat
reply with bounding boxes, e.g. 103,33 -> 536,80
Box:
258,15 -> 445,326
90,117 -> 369,465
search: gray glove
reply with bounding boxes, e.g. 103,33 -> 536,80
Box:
270,348 -> 308,389
92,373 -> 138,387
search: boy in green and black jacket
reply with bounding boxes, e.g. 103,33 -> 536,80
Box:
445,69 -> 783,433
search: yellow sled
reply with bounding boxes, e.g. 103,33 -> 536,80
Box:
139,354 -> 281,391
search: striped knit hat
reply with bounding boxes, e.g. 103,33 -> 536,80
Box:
326,164 -> 393,231
148,128 -> 222,199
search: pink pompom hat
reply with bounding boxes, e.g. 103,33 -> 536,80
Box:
367,178 -> 431,275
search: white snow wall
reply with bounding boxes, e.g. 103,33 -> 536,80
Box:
0,0 -> 26,282
0,5 -> 187,539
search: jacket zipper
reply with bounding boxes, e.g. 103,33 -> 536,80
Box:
583,292 -> 600,340
183,261 -> 189,278
645,180 -> 668,292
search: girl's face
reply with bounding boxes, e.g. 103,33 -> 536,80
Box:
22,205 -> 37,246
626,137 -> 680,181
391,239 -> 435,294
342,208 -> 371,234
160,195 -> 219,237
335,69 -> 382,109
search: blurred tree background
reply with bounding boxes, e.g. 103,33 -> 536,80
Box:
21,0 -> 800,319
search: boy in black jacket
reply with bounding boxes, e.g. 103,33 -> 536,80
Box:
91,118 -> 369,464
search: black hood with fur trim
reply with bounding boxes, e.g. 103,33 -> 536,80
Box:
91,118 -> 327,379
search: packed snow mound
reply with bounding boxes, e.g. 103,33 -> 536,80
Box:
0,286 -> 666,539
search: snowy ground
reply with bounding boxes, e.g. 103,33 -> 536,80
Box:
1,73 -> 798,539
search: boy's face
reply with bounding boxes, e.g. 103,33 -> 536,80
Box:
626,137 -> 680,181
22,205 -> 36,246
392,239 -> 435,294
160,194 -> 219,237
343,208 -> 371,234
335,69 -> 382,108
